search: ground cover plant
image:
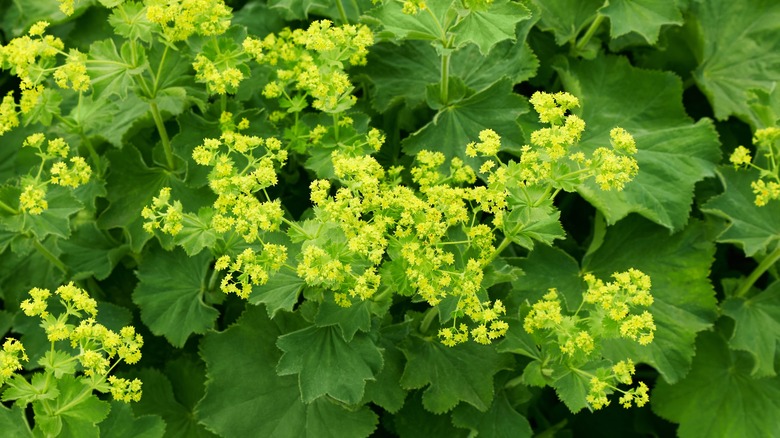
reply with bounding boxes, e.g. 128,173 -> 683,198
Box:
0,0 -> 779,436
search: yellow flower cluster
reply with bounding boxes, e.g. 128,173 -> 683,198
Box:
586,360 -> 649,410
19,283 -> 144,402
305,144 -> 506,344
15,134 -> 92,215
193,54 -> 245,95
495,92 -> 640,191
243,20 -> 373,113
108,376 -> 143,403
730,127 -> 780,206
0,92 -> 19,135
146,0 -> 232,42
215,245 -> 287,298
0,338 -> 27,386
141,187 -> 184,235
401,0 -> 428,15
583,268 -> 656,345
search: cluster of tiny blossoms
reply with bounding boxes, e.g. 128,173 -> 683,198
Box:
18,283 -> 143,403
0,338 -> 27,386
729,126 -> 780,206
243,20 -> 373,114
18,133 -> 92,215
146,0 -> 232,42
501,92 -> 640,192
0,22 -> 89,135
523,269 -> 655,410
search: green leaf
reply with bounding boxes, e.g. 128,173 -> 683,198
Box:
132,368 -> 216,438
503,200 -> 565,250
393,391 -> 468,438
721,281 -> 780,377
451,387 -> 533,438
0,405 -> 32,438
133,247 -> 218,347
198,305 -> 378,438
600,0 -> 683,44
148,43 -> 207,116
652,331 -> 780,438
2,373 -> 59,405
583,216 -> 719,383
171,207 -> 219,256
33,375 -> 110,438
363,326 -> 408,413
532,0 -> 602,45
691,0 -> 780,120
88,39 -> 146,99
314,299 -> 372,342
78,93 -> 151,149
550,360 -> 610,412
107,1 -> 154,43
555,55 -> 721,231
59,222 -> 129,280
100,402 -> 165,438
276,325 -> 383,404
399,335 -> 512,413
364,0 -> 453,42
702,167 -> 780,256
403,79 -> 528,164
451,0 -> 531,54
247,266 -> 305,317
512,244 -> 584,312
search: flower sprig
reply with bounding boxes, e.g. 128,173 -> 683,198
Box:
10,283 -> 144,404
522,269 -> 655,411
729,126 -> 780,206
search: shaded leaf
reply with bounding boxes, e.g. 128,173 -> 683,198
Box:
653,331 -> 780,438
133,247 -> 218,347
600,0 -> 683,44
100,402 -> 165,438
451,0 -> 532,54
276,325 -> 383,404
722,281 -> 780,377
198,306 -> 378,438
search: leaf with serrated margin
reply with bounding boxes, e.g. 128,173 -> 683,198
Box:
721,281 -> 780,377
399,335 -> 512,413
451,385 -> 533,438
0,405 -> 32,438
59,222 -> 129,281
198,305 -> 378,438
315,299 -> 372,342
393,391 -> 469,438
0,185 -> 81,241
691,0 -> 780,121
532,0 -> 602,45
107,1 -> 154,43
33,375 -> 110,438
88,39 -> 145,99
131,368 -> 216,438
276,325 -> 383,404
100,402 -> 165,438
652,331 -> 780,438
511,244 -> 584,312
702,167 -> 780,256
133,247 -> 218,347
555,55 -> 721,231
600,0 -> 683,44
582,216 -> 719,383
247,266 -> 305,317
364,0 -> 454,42
451,0 -> 531,54
403,79 -> 528,164
363,324 -> 408,413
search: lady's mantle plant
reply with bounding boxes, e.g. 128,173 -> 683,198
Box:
0,0 -> 778,437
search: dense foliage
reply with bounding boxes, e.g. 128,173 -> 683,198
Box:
1,0 -> 779,436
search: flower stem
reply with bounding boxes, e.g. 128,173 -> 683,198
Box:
733,247 -> 780,298
482,237 -> 511,268
440,50 -> 451,104
336,0 -> 349,24
0,199 -> 18,215
149,101 -> 175,170
574,14 -> 605,53
33,239 -> 67,274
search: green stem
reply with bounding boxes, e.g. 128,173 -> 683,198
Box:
335,0 -> 349,24
420,307 -> 438,334
574,14 -> 605,52
207,265 -> 221,292
0,199 -> 18,215
80,134 -> 102,173
220,93 -> 227,113
482,237 -> 511,268
733,247 -> 780,298
332,113 -> 340,141
440,50 -> 451,104
149,101 -> 175,170
33,239 -> 67,274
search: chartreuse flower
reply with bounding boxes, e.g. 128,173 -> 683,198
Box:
729,126 -> 780,206
11,283 -> 144,405
523,270 -> 655,411
14,133 -> 92,215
